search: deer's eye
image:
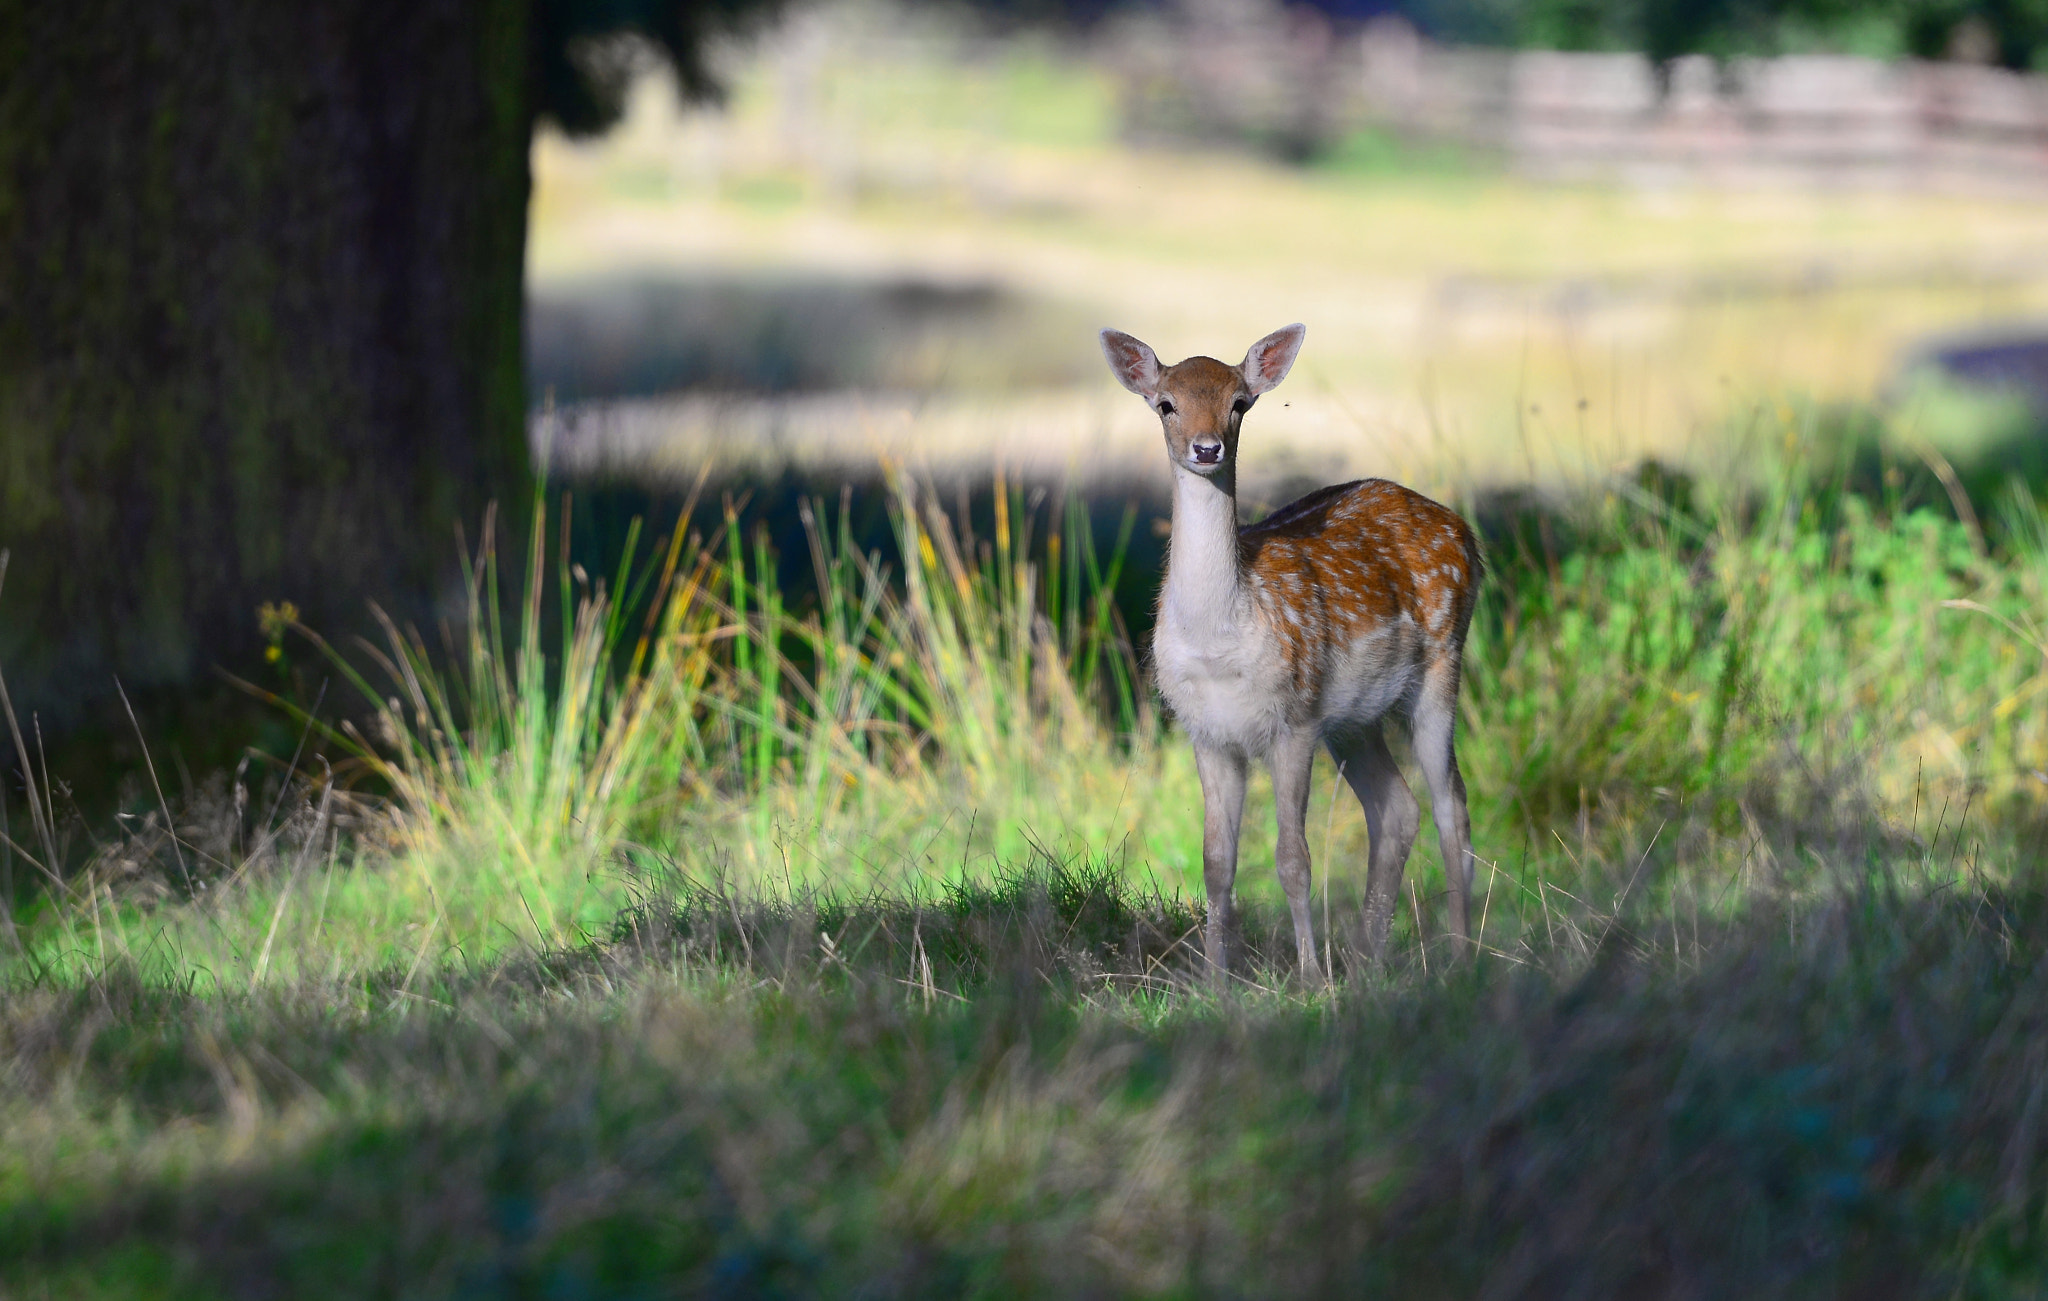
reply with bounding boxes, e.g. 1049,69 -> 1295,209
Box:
1156,400 -> 1174,416
1232,398 -> 1250,415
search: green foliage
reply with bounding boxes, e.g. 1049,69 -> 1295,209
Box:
1464,445 -> 2048,843
538,0 -> 792,135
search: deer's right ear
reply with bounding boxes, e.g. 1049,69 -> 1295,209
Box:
1100,329 -> 1162,399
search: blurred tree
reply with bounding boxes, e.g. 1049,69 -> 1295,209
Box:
1364,0 -> 2048,69
1896,0 -> 2048,65
537,0 -> 781,132
0,0 -> 777,755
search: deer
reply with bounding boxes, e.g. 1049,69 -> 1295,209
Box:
1101,323 -> 1483,986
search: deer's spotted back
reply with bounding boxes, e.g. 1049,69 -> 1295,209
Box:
1241,478 -> 1481,695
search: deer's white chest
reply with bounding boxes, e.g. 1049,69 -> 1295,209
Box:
1152,615 -> 1295,755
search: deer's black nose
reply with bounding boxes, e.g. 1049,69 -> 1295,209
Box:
1192,442 -> 1223,464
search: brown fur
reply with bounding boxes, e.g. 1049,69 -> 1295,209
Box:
1102,322 -> 1485,980
1242,478 -> 1484,695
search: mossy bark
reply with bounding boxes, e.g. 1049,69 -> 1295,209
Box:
0,0 -> 533,731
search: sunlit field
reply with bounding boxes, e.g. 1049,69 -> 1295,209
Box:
528,7 -> 2048,491
9,9 -> 2048,1295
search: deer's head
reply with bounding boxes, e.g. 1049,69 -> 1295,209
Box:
1100,324 -> 1305,478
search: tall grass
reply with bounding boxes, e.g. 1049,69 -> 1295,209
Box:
4,467 -> 1158,983
5,421 -> 2046,988
1464,444 -> 2048,839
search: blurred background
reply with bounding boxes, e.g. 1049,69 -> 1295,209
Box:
529,0 -> 2048,507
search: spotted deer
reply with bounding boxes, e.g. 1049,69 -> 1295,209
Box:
1101,323 -> 1483,984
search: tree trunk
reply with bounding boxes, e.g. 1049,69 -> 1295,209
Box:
0,0 -> 533,738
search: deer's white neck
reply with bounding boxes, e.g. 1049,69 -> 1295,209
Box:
1162,463 -> 1245,635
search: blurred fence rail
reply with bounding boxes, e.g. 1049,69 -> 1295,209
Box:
1116,13 -> 2048,194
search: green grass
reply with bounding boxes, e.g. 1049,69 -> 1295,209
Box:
4,414 -> 2048,1294
6,847 -> 2048,1296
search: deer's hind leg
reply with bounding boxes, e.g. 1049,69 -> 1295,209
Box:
1411,661 -> 1475,948
1327,723 -> 1419,961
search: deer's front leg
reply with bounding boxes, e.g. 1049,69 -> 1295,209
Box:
1193,743 -> 1248,983
1269,727 -> 1325,988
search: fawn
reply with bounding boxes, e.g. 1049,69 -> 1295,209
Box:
1101,323 -> 1483,984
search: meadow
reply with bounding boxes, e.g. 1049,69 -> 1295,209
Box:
9,12 -> 2048,1297
6,416 -> 2048,1294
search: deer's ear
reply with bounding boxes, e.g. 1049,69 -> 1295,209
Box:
1242,323 -> 1306,395
1100,329 -> 1162,398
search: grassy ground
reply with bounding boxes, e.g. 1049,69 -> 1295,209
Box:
4,406 -> 2048,1292
9,852 -> 2048,1298
10,13 -> 2048,1293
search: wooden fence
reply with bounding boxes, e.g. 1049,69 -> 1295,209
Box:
1116,12 -> 2048,193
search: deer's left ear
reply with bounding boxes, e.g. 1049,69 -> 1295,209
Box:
1242,323 -> 1306,395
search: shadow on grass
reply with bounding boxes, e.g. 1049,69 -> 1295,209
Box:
9,842 -> 2048,1298
526,273 -> 1101,404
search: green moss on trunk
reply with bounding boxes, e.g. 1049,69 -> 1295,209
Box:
0,0 -> 534,735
